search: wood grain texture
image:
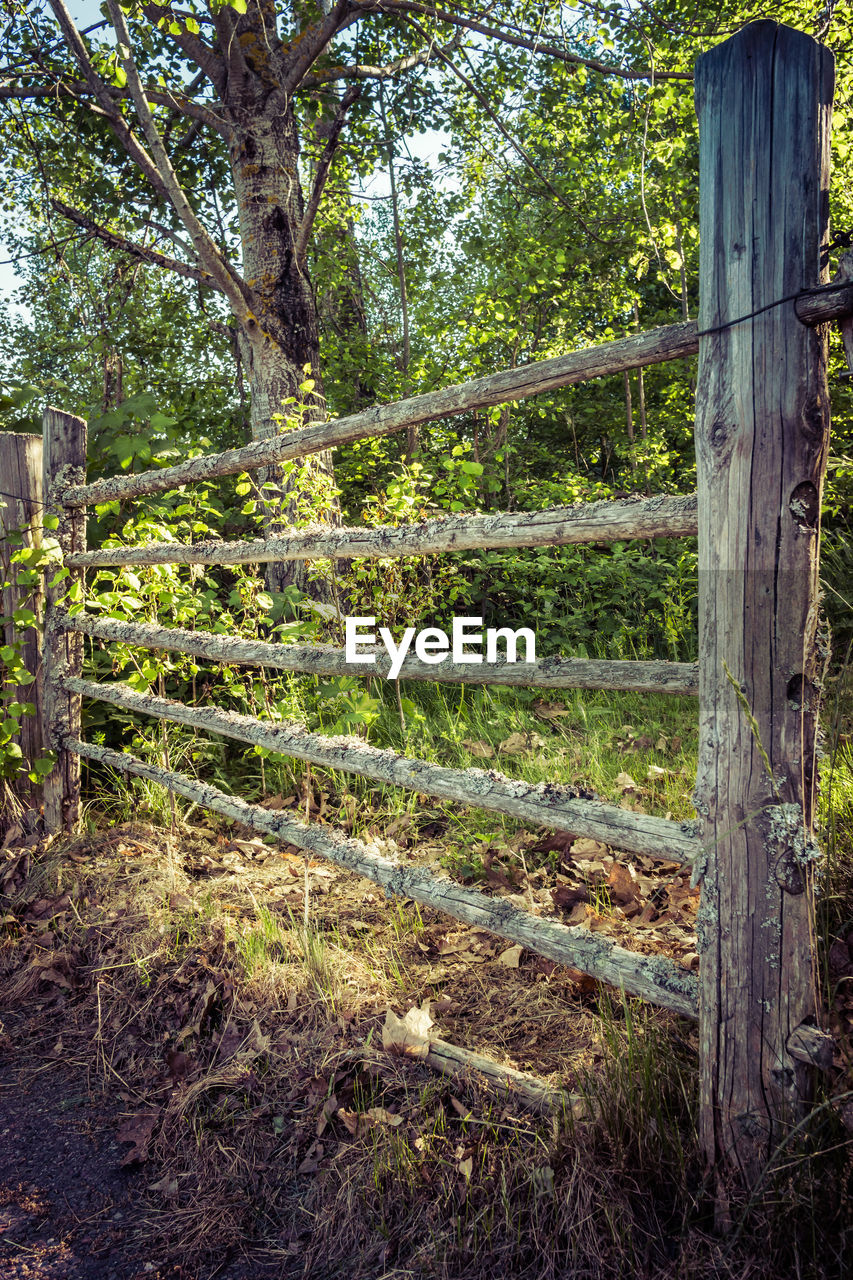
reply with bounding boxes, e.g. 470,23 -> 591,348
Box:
794,279 -> 853,325
63,676 -> 700,864
0,433 -> 44,790
57,612 -> 700,695
694,21 -> 833,1183
422,1038 -> 576,1115
66,736 -> 700,1017
60,322 -> 699,508
41,409 -> 87,833
65,493 -> 698,569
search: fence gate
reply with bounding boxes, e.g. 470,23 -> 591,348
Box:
12,20 -> 850,1188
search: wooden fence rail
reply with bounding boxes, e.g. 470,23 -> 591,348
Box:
55,279 -> 853,513
62,675 -> 700,864
61,322 -> 701,509
19,19 -> 847,1192
66,736 -> 700,1018
66,493 -> 698,570
59,612 -> 700,694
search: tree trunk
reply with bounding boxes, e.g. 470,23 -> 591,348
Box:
229,101 -> 337,596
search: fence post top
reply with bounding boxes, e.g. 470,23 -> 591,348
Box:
696,17 -> 835,77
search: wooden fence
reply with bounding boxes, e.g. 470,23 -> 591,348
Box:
3,20 -> 848,1185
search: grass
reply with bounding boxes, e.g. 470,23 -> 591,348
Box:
0,793 -> 851,1277
3,665 -> 851,1278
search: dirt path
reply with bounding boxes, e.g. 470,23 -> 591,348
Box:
0,1049 -> 156,1279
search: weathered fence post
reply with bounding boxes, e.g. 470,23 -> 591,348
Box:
0,433 -> 45,795
41,408 -> 87,834
694,22 -> 833,1187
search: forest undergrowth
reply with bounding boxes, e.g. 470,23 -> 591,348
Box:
1,680 -> 852,1280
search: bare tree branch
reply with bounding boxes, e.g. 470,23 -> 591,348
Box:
403,18 -> 577,216
140,217 -> 196,259
294,85 -> 362,265
277,0 -> 357,100
0,72 -> 227,132
51,200 -> 221,288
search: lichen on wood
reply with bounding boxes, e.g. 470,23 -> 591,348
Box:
64,493 -> 699,570
57,611 -> 700,695
62,675 -> 700,864
61,322 -> 701,509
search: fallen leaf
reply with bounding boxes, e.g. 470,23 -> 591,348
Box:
615,772 -> 638,793
497,944 -> 523,968
498,731 -> 546,756
533,700 -> 572,721
40,967 -> 72,989
366,1107 -> 404,1127
117,1111 -> 159,1165
462,739 -> 494,759
607,863 -> 639,906
552,885 -> 588,911
571,837 -> 608,859
316,1094 -> 338,1137
339,1106 -> 402,1137
567,902 -> 592,926
382,1006 -> 434,1058
296,1141 -> 324,1174
458,1155 -> 473,1180
166,1049 -> 192,1084
484,863 -> 516,891
437,932 -> 481,955
339,1108 -> 362,1136
148,1174 -> 179,1197
529,831 -> 576,859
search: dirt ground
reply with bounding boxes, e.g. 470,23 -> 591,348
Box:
1,799 -> 850,1280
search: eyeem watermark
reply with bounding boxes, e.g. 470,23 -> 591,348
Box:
344,617 -> 536,680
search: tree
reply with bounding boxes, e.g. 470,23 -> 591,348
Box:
0,0 -> 691,590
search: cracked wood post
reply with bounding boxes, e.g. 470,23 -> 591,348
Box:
0,433 -> 44,798
694,22 -> 833,1188
41,408 -> 87,833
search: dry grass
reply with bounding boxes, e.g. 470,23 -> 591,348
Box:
1,813 -> 851,1279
